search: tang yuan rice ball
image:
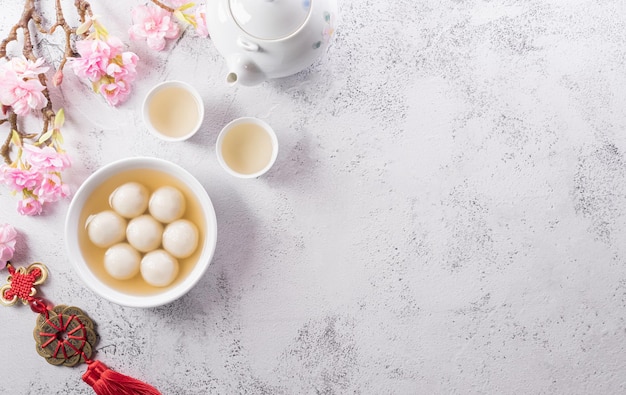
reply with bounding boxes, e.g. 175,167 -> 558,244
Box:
140,250 -> 179,287
109,182 -> 149,218
149,186 -> 186,223
104,243 -> 141,280
126,215 -> 163,252
86,210 -> 127,248
162,219 -> 199,259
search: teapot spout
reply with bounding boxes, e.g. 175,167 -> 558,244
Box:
226,55 -> 265,86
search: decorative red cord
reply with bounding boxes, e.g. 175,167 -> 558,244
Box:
2,262 -> 161,394
38,312 -> 89,360
1,264 -> 89,360
3,265 -> 42,302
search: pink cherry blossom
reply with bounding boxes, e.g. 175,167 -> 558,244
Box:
52,70 -> 64,87
129,5 -> 180,51
106,36 -> 125,54
0,71 -> 48,116
0,223 -> 17,267
72,38 -> 120,81
0,165 -> 42,192
22,144 -> 72,172
0,57 -> 48,115
5,57 -> 49,78
106,52 -> 139,83
71,32 -> 138,106
195,7 -> 209,38
99,79 -> 132,106
34,172 -> 70,203
17,197 -> 43,216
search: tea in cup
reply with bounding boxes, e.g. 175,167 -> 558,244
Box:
142,81 -> 204,141
216,117 -> 278,178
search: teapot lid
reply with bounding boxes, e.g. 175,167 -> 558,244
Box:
229,0 -> 312,40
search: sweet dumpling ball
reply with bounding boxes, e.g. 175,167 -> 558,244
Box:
149,186 -> 186,223
86,210 -> 127,248
162,219 -> 199,258
140,249 -> 179,287
104,243 -> 141,280
109,182 -> 149,218
126,215 -> 163,252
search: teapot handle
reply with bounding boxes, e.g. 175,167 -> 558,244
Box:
237,37 -> 259,52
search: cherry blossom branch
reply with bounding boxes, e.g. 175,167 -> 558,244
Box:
50,0 -> 76,73
0,0 -> 100,215
0,0 -> 73,164
0,0 -> 37,60
0,0 -> 144,216
149,0 -> 176,13
0,0 -> 106,167
0,114 -> 17,164
74,0 -> 94,24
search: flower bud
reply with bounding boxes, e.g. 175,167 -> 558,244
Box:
53,70 -> 64,87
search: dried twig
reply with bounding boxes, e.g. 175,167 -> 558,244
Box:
0,0 -> 93,164
150,0 -> 175,13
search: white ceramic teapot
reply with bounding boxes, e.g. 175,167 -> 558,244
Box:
205,0 -> 338,86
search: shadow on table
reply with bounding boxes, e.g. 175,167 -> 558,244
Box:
263,126 -> 321,191
190,95 -> 243,146
149,185 -> 258,319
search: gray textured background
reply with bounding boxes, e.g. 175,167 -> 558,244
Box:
1,0 -> 626,393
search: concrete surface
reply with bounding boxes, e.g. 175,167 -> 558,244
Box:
1,0 -> 625,393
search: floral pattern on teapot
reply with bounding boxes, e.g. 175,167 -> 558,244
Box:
313,11 -> 335,49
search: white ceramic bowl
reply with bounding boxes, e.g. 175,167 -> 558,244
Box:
142,80 -> 204,141
65,157 -> 217,308
216,117 -> 279,178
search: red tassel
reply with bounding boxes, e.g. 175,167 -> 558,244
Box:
82,360 -> 161,395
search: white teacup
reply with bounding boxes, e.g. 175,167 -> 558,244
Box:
216,117 -> 278,178
142,80 -> 204,142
